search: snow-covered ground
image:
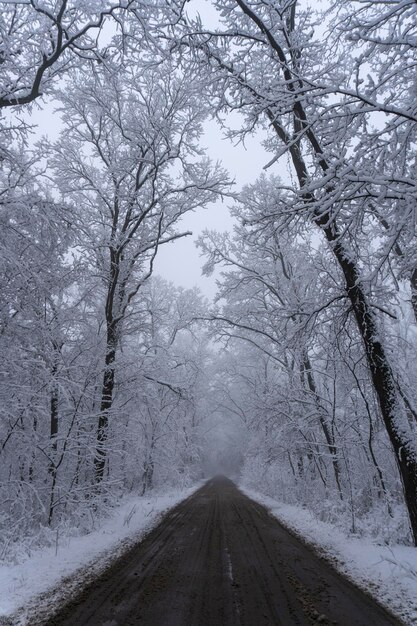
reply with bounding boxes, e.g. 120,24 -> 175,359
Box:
241,485 -> 417,626
0,484 -> 201,626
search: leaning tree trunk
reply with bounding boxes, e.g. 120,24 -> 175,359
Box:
327,228 -> 417,541
288,136 -> 417,543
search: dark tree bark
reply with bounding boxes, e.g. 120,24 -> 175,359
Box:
409,269 -> 417,324
301,354 -> 343,499
94,241 -> 122,484
273,114 -> 417,542
48,337 -> 61,524
49,339 -> 60,457
282,106 -> 417,544
94,322 -> 117,483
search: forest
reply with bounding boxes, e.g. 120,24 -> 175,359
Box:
1,0 -> 417,569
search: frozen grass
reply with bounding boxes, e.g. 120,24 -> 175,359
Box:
241,485 -> 417,626
0,483 -> 201,625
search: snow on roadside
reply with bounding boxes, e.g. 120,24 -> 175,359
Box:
0,483 -> 201,626
241,485 -> 417,626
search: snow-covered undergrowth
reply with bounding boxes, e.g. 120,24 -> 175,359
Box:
241,485 -> 417,626
240,452 -> 412,546
0,483 -> 200,626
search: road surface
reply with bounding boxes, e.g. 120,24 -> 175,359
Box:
45,477 -> 403,625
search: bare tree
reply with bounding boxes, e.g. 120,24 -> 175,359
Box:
0,0 -> 135,108
51,55 -> 229,482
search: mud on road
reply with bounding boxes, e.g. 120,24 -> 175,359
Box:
43,478 -> 403,626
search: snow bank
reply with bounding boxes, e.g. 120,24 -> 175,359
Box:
0,484 -> 200,625
241,486 -> 417,626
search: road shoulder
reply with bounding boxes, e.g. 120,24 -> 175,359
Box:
0,485 -> 201,626
240,484 -> 417,626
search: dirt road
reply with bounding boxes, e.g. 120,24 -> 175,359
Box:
44,477 -> 403,625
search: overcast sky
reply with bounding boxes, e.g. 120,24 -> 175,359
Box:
153,119 -> 270,299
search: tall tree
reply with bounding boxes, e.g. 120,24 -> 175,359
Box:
51,55 -> 229,482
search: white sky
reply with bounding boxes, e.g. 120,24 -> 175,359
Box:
153,120 -> 270,299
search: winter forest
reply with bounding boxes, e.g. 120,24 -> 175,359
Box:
1,0 -> 417,575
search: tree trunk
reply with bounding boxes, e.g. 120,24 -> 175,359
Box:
411,268 -> 417,324
141,459 -> 154,496
94,322 -> 117,484
327,235 -> 417,541
49,340 -> 59,481
301,354 -> 343,499
141,433 -> 156,496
